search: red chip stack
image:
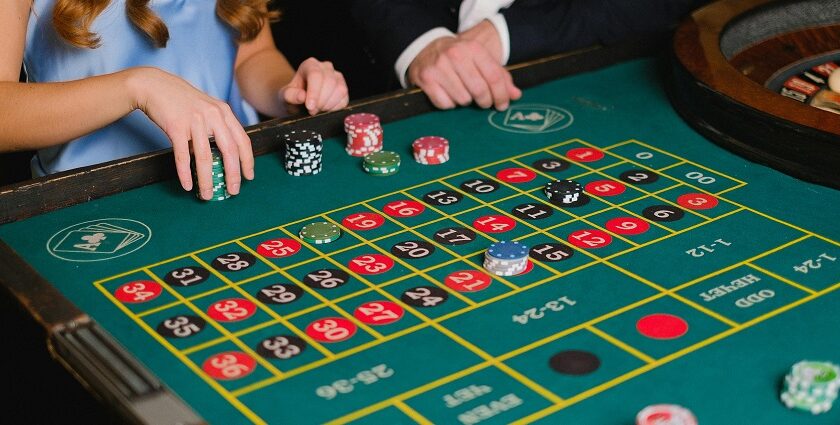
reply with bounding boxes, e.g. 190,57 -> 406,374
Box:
412,136 -> 450,165
344,113 -> 383,156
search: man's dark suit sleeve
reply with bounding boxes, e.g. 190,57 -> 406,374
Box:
352,0 -> 460,76
502,0 -> 709,64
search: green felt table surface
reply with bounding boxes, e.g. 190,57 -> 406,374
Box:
1,58 -> 839,424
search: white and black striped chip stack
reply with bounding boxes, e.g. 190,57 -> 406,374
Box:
283,129 -> 323,176
544,179 -> 583,204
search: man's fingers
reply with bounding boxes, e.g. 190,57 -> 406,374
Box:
475,57 -> 513,110
451,55 -> 494,108
422,82 -> 456,109
432,58 -> 473,106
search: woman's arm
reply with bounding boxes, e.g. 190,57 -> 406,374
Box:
0,1 -> 253,200
235,22 -> 348,117
0,2 -> 138,151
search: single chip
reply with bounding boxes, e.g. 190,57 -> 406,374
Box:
299,222 -> 341,244
364,151 -> 401,167
636,404 -> 697,425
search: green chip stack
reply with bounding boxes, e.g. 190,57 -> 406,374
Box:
780,360 -> 840,414
195,146 -> 230,202
299,222 -> 341,244
363,151 -> 400,176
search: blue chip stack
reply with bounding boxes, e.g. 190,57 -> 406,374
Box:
483,240 -> 529,276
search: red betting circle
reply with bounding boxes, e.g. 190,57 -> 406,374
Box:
636,313 -> 689,340
517,259 -> 535,275
342,212 -> 385,230
495,167 -> 537,183
567,229 -> 613,249
473,215 -> 517,233
354,301 -> 404,325
605,217 -> 650,235
207,298 -> 258,322
256,238 -> 301,258
306,317 -> 357,343
585,180 -> 626,197
202,351 -> 257,380
114,280 -> 162,304
444,270 -> 493,292
348,254 -> 394,275
566,147 -> 605,162
676,193 -> 719,210
382,200 -> 425,218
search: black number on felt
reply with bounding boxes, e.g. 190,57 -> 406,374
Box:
423,189 -> 463,206
511,202 -> 554,220
303,269 -> 350,289
257,335 -> 306,360
257,283 -> 303,304
532,158 -> 570,172
460,178 -> 500,194
211,252 -> 256,272
530,242 -> 575,262
156,315 -> 206,338
433,227 -> 477,245
390,240 -> 435,259
642,205 -> 685,222
164,266 -> 210,287
401,286 -> 448,307
619,169 -> 659,184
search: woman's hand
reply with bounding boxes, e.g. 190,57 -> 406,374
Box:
128,67 -> 254,200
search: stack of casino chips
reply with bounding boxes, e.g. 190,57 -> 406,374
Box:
195,146 -> 230,202
780,360 -> 840,414
363,151 -> 401,176
299,222 -> 341,244
283,129 -> 323,176
412,136 -> 450,165
344,113 -> 383,156
635,404 -> 697,425
483,241 -> 529,276
544,179 -> 583,205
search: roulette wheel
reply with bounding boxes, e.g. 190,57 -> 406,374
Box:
671,0 -> 840,189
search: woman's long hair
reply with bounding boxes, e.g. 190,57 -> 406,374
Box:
52,0 -> 278,48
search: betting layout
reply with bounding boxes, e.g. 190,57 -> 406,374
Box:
96,138 -> 840,424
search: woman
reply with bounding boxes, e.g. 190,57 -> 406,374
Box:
0,0 -> 349,199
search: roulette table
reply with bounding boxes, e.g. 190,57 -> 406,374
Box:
1,2 -> 839,423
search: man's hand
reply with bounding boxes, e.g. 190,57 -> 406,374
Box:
281,57 -> 349,116
407,20 -> 521,110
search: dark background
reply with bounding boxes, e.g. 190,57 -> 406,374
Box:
0,2 -> 390,423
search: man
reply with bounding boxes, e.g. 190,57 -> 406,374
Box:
353,0 -> 708,110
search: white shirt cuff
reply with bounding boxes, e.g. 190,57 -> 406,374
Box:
487,13 -> 510,65
395,27 -> 456,88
